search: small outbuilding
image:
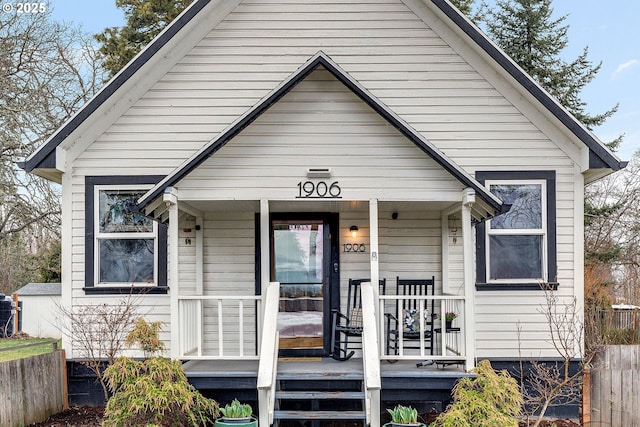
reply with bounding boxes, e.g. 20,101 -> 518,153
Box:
13,283 -> 62,339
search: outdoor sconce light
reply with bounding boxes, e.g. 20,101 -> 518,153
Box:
350,225 -> 358,238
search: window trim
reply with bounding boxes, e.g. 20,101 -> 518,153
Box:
85,176 -> 167,295
475,171 -> 558,291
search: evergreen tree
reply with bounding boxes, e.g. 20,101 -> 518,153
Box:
95,0 -> 192,78
449,0 -> 475,15
483,0 -> 620,149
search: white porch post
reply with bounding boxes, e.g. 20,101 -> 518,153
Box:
259,199 -> 270,345
461,188 -> 476,370
368,200 -> 381,348
195,215 -> 204,356
164,187 -> 180,359
368,199 -> 381,426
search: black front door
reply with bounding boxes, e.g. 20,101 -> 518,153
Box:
270,213 -> 339,357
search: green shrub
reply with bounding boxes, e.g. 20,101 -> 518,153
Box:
103,357 -> 219,426
102,318 -> 219,426
430,359 -> 522,427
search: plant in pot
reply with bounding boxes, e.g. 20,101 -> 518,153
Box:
445,311 -> 457,329
384,404 -> 426,427
215,399 -> 257,426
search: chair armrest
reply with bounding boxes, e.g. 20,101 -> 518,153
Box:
331,308 -> 350,326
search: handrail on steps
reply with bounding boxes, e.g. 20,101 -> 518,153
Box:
361,281 -> 381,427
257,281 -> 280,427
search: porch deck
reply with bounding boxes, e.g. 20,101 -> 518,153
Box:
183,357 -> 471,412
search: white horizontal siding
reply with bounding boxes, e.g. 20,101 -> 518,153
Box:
65,0 -> 583,358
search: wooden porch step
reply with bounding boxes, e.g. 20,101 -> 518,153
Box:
273,410 -> 366,420
276,372 -> 363,381
276,390 -> 365,400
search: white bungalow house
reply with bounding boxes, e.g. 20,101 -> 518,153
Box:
21,0 -> 625,424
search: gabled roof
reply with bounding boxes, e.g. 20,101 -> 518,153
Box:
136,51 -> 505,220
20,0 -> 625,176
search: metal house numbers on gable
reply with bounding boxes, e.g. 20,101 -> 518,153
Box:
296,180 -> 342,199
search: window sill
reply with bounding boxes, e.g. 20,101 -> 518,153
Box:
475,282 -> 559,291
83,286 -> 168,295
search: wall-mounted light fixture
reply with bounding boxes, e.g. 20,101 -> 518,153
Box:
350,225 -> 358,238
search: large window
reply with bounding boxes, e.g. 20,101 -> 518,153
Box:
85,176 -> 167,294
475,171 -> 557,290
96,187 -> 156,284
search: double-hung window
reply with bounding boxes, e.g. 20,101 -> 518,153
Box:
486,181 -> 546,282
475,171 -> 557,290
95,186 -> 156,285
85,176 -> 167,294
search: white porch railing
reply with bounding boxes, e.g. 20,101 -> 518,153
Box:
177,294 -> 263,359
378,295 -> 467,362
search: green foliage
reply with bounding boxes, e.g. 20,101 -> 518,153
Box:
125,317 -> 165,356
387,404 -> 418,424
103,357 -> 219,426
95,0 -> 191,77
220,399 -> 253,418
482,0 -> 619,148
448,0 -> 474,15
430,360 -> 522,427
103,317 -> 218,426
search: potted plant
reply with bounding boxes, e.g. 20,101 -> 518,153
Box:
215,399 -> 257,426
384,404 -> 425,427
445,311 -> 457,329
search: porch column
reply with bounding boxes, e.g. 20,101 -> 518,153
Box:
369,199 -> 381,344
461,188 -> 476,370
164,187 -> 180,359
259,199 -> 270,340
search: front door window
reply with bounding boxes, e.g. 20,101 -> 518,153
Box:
272,221 -> 324,352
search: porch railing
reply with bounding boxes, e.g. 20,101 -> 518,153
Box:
378,295 -> 467,362
177,294 -> 263,359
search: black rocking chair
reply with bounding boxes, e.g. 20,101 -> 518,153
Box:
331,278 -> 386,361
385,276 -> 436,360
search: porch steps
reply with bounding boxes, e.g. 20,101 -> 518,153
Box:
273,371 -> 366,426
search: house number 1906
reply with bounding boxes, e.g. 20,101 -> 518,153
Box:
296,181 -> 342,198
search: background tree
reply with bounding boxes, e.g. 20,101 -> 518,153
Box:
0,3 -> 104,293
482,0 -> 620,150
95,0 -> 192,77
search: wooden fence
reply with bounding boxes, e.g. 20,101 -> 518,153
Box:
589,345 -> 640,426
0,350 -> 67,427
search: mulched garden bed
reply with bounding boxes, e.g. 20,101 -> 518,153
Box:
28,407 -> 581,426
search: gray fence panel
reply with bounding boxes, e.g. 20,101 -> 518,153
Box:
0,351 -> 65,427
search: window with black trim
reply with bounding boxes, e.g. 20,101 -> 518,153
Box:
475,171 -> 557,290
85,176 -> 167,294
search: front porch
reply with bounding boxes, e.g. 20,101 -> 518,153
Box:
156,192 -> 489,425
